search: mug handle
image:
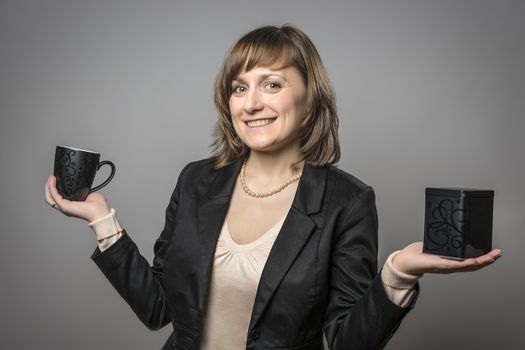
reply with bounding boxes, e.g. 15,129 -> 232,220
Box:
90,160 -> 116,193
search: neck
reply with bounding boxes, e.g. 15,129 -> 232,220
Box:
244,144 -> 304,185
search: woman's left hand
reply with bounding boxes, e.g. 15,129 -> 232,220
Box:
392,242 -> 502,276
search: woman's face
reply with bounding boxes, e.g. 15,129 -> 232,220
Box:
229,65 -> 307,154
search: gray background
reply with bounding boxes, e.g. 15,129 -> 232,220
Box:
1,0 -> 523,349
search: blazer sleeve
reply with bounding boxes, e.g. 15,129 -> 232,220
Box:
90,163 -> 189,331
323,186 -> 418,350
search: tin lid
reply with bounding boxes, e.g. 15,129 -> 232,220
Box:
425,187 -> 494,198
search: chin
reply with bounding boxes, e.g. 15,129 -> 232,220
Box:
245,143 -> 278,153
247,140 -> 300,154
239,133 -> 299,154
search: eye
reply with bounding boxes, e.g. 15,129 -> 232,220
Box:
232,85 -> 247,95
264,82 -> 281,91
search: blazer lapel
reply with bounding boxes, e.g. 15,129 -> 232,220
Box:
196,156 -> 244,310
247,163 -> 327,331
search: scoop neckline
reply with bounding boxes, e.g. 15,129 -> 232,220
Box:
225,214 -> 287,250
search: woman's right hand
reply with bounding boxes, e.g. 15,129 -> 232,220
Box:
44,175 -> 111,222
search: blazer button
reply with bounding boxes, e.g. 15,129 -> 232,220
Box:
249,328 -> 260,340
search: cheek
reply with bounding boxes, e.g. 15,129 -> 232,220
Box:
283,95 -> 306,120
228,100 -> 243,134
228,97 -> 241,118
293,93 -> 308,121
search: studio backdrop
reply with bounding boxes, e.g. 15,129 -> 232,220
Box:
1,0 -> 523,349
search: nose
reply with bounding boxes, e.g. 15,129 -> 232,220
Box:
243,89 -> 264,114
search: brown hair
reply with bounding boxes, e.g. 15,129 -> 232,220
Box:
210,25 -> 340,169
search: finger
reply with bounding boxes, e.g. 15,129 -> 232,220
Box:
489,249 -> 503,259
470,250 -> 502,267
48,176 -> 69,211
440,250 -> 501,273
44,176 -> 54,205
45,176 -> 62,211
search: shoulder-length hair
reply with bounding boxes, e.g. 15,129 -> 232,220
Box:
210,25 -> 340,169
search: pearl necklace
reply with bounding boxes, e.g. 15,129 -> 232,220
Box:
240,158 -> 302,198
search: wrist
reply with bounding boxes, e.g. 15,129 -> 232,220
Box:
391,250 -> 424,277
87,207 -> 112,223
391,252 -> 403,271
88,208 -> 123,240
383,251 -> 422,289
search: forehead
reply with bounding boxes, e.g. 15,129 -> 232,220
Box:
233,65 -> 293,79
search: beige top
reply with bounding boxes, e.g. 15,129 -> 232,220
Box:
200,214 -> 287,349
89,209 -> 419,348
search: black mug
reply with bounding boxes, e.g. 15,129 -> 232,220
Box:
54,145 -> 116,201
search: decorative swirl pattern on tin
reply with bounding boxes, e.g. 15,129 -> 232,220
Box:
425,199 -> 465,252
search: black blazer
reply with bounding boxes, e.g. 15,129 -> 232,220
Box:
92,155 -> 418,350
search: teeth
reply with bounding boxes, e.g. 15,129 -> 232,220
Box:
246,118 -> 276,127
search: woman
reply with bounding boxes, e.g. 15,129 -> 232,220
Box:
44,25 -> 501,350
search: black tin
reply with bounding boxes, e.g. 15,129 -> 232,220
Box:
423,188 -> 494,259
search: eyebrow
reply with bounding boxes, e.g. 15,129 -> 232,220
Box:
232,73 -> 288,85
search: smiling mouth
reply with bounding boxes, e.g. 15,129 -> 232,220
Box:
245,118 -> 277,128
